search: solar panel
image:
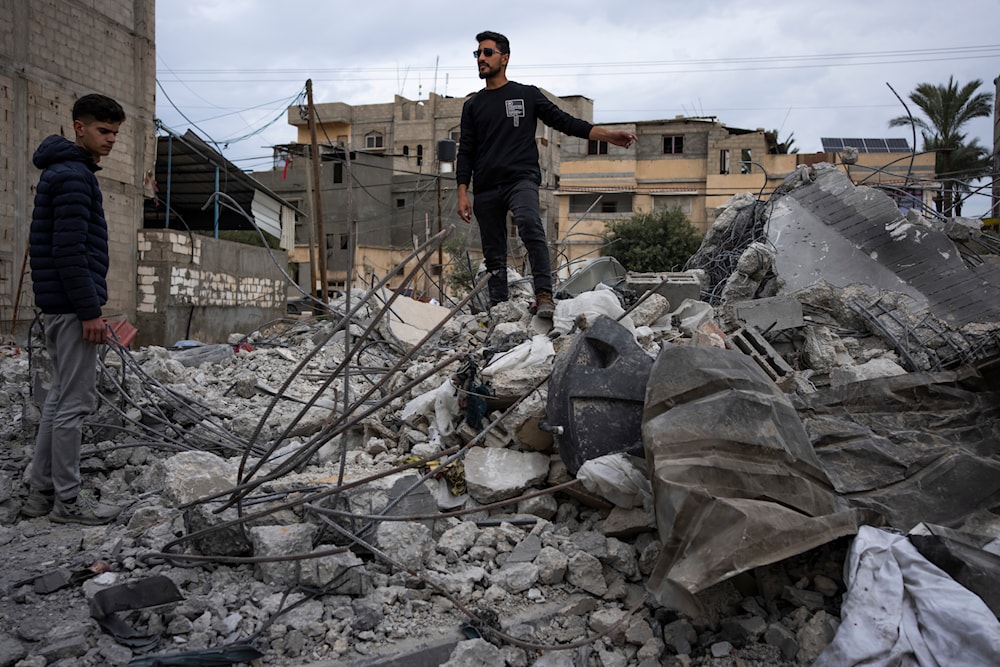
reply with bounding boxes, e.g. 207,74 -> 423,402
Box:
820,137 -> 912,153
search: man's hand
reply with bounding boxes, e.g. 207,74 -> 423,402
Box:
608,130 -> 638,149
81,317 -> 107,345
457,190 -> 473,223
590,127 -> 638,149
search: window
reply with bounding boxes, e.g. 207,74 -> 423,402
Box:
568,193 -> 633,214
365,132 -> 384,150
333,162 -> 343,184
740,148 -> 752,174
588,140 -> 608,155
402,145 -> 409,157
396,198 -> 406,208
663,135 -> 684,154
653,196 -> 693,215
416,144 -> 423,167
719,149 -> 730,175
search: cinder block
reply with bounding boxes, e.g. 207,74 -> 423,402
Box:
626,272 -> 702,306
728,327 -> 794,382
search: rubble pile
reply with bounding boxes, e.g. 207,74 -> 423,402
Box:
0,163 -> 998,667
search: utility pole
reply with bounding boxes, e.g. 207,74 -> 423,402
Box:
306,79 -> 328,300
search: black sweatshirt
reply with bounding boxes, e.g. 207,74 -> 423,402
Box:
456,81 -> 593,191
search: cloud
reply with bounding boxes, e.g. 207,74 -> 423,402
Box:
155,0 -> 999,212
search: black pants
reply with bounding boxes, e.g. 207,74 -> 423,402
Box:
472,179 -> 553,305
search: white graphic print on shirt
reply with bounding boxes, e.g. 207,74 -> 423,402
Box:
506,99 -> 525,127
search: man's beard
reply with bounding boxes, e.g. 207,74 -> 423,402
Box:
478,63 -> 499,80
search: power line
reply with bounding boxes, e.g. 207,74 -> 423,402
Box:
159,44 -> 1000,76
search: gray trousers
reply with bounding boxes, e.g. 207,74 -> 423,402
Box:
29,313 -> 99,500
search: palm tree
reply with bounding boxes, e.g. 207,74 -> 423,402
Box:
888,77 -> 993,216
765,129 -> 799,155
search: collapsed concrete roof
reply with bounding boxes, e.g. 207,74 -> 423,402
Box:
767,164 -> 1000,327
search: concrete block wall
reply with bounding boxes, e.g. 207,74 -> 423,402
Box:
0,0 -> 155,341
136,230 -> 286,347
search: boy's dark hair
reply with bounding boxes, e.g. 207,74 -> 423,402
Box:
72,94 -> 125,123
476,31 -> 510,55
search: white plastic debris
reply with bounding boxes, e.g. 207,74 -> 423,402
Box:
814,525 -> 1000,667
400,377 -> 462,436
576,453 -> 652,509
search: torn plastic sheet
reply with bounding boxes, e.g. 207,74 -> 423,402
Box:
814,525 -> 1000,667
90,575 -> 184,651
400,376 -> 462,436
576,453 -> 652,509
794,368 -> 1000,531
550,286 -> 634,337
642,343 -> 868,616
481,334 -> 555,378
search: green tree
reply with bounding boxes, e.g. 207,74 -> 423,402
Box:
888,76 -> 993,215
600,207 -> 702,273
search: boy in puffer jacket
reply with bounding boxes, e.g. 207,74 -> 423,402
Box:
22,93 -> 125,525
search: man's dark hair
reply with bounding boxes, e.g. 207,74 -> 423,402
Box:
476,31 -> 510,55
72,94 -> 125,123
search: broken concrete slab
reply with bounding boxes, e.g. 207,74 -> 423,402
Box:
462,447 -> 549,504
767,164 -> 1000,327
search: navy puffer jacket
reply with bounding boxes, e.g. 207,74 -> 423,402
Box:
29,134 -> 109,320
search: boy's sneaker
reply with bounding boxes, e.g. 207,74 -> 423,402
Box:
21,489 -> 55,518
534,290 -> 555,319
50,492 -> 121,526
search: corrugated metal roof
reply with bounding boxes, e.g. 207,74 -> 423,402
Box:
144,130 -> 297,242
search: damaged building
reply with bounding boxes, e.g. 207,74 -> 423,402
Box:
1,158 -> 999,666
3,3 -> 1000,666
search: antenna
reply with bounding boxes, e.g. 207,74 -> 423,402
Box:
398,65 -> 409,96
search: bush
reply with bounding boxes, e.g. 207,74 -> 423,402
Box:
601,207 -> 702,272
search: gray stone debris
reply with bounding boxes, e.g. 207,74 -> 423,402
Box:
3,179 -> 1000,666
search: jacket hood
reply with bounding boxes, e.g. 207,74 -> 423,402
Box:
32,134 -> 99,172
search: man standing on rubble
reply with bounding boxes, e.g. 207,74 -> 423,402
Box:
456,30 -> 637,318
21,93 -> 124,525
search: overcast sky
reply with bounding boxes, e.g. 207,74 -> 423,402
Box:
155,0 -> 1000,216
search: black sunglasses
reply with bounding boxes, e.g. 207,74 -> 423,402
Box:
473,48 -> 505,58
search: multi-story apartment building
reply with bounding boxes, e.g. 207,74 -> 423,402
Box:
254,91 -> 594,297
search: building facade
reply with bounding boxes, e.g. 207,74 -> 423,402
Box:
0,0 -> 156,339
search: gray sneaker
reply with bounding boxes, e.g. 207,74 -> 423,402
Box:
21,489 -> 55,518
51,492 -> 121,526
